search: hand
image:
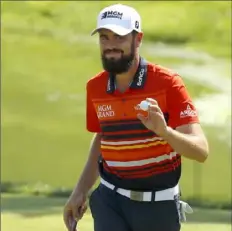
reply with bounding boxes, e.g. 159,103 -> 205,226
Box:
137,98 -> 168,137
63,191 -> 88,231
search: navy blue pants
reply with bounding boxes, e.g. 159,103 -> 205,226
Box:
89,184 -> 181,231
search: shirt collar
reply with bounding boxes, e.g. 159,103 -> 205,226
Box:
106,57 -> 148,94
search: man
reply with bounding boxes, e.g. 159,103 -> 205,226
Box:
63,3 -> 209,231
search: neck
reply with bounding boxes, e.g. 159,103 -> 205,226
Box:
115,55 -> 140,91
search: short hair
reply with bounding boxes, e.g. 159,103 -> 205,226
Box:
132,30 -> 139,37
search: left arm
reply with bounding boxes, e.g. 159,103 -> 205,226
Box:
162,123 -> 209,163
137,74 -> 209,163
163,74 -> 209,163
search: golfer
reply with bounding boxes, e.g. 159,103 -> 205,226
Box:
63,3 -> 209,231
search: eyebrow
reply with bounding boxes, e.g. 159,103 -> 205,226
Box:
99,34 -> 106,37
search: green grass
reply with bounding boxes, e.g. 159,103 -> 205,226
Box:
1,1 -> 231,205
2,1 -> 231,57
1,194 -> 231,231
2,213 -> 231,231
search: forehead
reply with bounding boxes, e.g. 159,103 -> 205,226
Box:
98,29 -> 131,38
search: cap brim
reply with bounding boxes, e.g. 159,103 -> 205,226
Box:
91,24 -> 133,36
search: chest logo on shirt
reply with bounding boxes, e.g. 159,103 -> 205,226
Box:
97,104 -> 115,118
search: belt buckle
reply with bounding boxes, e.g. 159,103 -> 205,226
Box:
130,191 -> 143,201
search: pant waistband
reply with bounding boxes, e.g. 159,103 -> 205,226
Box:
100,178 -> 180,202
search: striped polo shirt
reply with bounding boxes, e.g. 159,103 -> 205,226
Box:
86,57 -> 199,191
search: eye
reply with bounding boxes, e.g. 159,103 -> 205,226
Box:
99,35 -> 108,41
115,35 -> 124,40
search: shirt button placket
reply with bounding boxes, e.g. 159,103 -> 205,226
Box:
122,98 -> 127,117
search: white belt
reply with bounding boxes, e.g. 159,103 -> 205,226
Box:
100,178 -> 180,202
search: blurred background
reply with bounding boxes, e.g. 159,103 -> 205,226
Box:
1,1 -> 231,231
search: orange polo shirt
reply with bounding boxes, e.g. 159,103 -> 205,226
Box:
86,57 -> 199,191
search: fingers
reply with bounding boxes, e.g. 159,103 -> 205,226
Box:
145,98 -> 162,115
81,204 -> 88,214
73,206 -> 81,221
137,99 -> 163,122
78,203 -> 88,220
146,98 -> 158,105
63,209 -> 73,231
71,220 -> 77,231
149,105 -> 162,114
63,206 -> 81,231
69,216 -> 77,231
63,192 -> 88,231
137,113 -> 147,124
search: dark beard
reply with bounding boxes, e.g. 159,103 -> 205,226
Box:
101,42 -> 135,74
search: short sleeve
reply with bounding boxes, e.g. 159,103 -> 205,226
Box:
86,83 -> 101,133
166,74 -> 200,128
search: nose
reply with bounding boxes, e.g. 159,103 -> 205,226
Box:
102,38 -> 119,50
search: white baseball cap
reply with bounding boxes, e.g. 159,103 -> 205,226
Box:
91,4 -> 142,36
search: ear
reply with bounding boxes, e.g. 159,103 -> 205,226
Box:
135,32 -> 143,48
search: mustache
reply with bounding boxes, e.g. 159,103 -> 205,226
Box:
103,49 -> 123,55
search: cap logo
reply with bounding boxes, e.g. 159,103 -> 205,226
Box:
135,21 -> 139,29
101,11 -> 123,20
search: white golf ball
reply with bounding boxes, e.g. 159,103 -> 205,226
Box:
139,100 -> 150,111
